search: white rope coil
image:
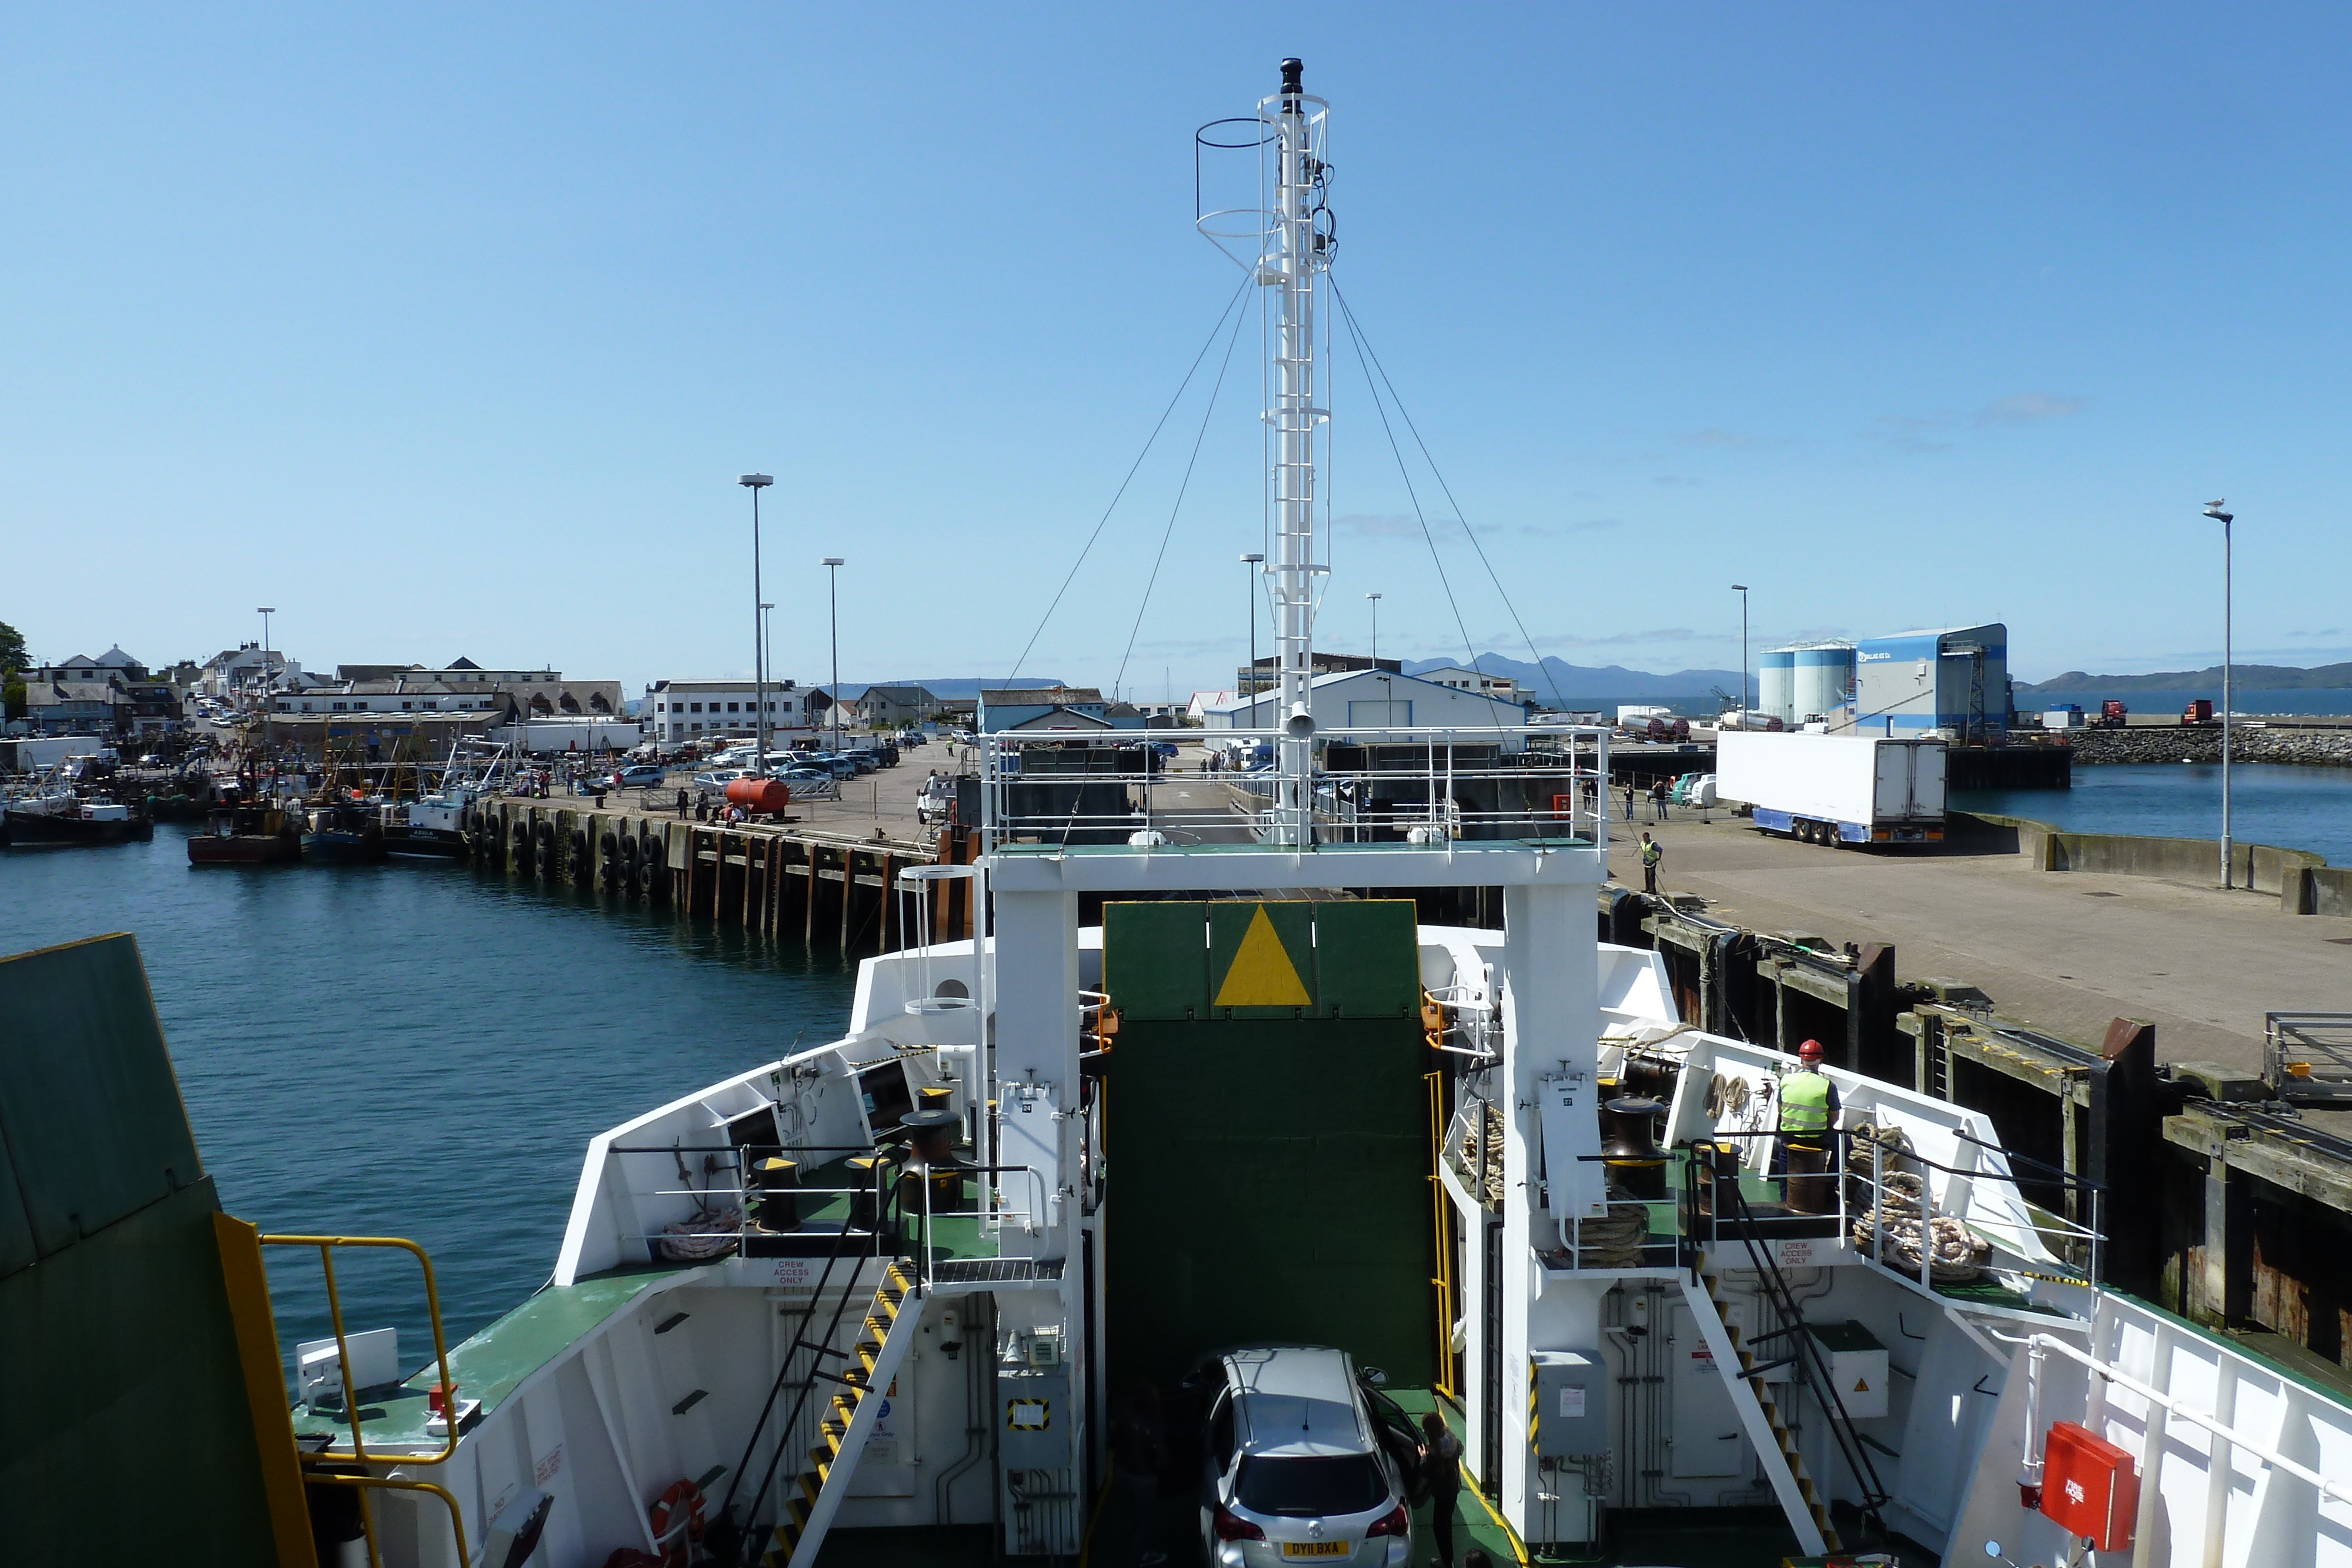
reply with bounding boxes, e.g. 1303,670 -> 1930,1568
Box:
656,1207 -> 743,1262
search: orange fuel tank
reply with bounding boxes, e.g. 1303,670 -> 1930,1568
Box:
725,778 -> 792,814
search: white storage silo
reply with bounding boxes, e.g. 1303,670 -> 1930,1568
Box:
1792,643 -> 1855,723
1758,649 -> 1796,726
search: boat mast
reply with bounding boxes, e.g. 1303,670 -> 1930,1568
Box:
1263,57 -> 1330,846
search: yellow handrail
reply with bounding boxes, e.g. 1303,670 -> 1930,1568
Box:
1426,1071 -> 1458,1399
261,1234 -> 459,1467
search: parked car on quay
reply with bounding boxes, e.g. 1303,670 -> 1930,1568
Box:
773,765 -> 840,798
691,768 -> 750,799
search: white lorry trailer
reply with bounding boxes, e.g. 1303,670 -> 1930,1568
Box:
1716,730 -> 1946,845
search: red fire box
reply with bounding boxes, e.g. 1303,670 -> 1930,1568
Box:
2040,1420 -> 2139,1550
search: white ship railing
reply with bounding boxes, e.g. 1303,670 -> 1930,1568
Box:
974,724 -> 1612,853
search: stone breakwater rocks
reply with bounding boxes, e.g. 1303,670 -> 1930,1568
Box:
2069,726 -> 2352,767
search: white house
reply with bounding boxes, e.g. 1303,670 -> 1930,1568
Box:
1184,690 -> 1235,722
198,644 -> 303,700
1202,667 -> 1530,747
644,678 -> 817,744
1415,664 -> 1525,701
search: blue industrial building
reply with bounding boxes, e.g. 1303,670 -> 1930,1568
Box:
1852,624 -> 2008,742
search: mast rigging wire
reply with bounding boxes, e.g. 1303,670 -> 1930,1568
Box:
1003,272 -> 1254,689
1114,282 -> 1254,698
1329,278 -> 1567,712
1331,286 -> 1481,696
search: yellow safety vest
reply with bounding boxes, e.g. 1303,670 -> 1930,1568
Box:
1641,841 -> 1661,867
1780,1070 -> 1832,1136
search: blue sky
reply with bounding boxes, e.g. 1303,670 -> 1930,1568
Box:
6,5 -> 2348,700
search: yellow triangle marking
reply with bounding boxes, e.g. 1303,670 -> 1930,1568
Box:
1214,905 -> 1311,1007
1853,1378 -> 1869,1393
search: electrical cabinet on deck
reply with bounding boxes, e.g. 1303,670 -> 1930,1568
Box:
1529,1351 -> 1608,1457
1805,1320 -> 1889,1421
998,1328 -> 1080,1559
1000,1369 -> 1070,1467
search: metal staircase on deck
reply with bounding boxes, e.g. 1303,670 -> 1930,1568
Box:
1679,1264 -> 1837,1554
1677,1178 -> 1890,1557
764,1259 -> 923,1568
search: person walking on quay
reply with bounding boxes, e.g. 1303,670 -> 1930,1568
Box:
1639,831 -> 1661,894
676,787 -> 690,820
1622,781 -> 1636,821
1418,1412 -> 1464,1568
1651,778 -> 1669,821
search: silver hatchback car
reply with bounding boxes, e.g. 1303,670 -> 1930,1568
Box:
1197,1347 -> 1414,1568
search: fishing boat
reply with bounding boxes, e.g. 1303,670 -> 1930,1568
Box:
9,58 -> 2352,1568
302,798 -> 388,863
1,790 -> 153,848
187,798 -> 305,866
383,794 -> 474,859
385,740 -> 513,859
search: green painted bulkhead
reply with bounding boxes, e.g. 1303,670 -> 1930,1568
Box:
1100,899 -> 1438,1400
0,935 -> 312,1566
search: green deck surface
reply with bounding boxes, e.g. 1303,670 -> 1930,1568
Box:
292,1267 -> 695,1446
791,1157 -> 1000,1264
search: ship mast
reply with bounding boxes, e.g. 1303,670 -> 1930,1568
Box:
1264,57 -> 1330,846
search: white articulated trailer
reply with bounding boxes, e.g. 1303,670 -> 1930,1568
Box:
1718,730 -> 1946,845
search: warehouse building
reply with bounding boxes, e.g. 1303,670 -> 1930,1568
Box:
1852,623 -> 2008,743
1203,667 -> 1529,746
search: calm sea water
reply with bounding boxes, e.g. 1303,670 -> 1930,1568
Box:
1955,761 -> 2352,867
0,825 -> 855,1373
2025,687 -> 2352,717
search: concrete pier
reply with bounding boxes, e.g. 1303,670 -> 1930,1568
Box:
462,794 -> 973,953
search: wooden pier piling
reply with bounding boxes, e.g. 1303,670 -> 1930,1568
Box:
462,797 -> 977,954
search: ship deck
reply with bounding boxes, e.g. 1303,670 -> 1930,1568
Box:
810,1390 -> 1853,1568
288,1159 -> 999,1453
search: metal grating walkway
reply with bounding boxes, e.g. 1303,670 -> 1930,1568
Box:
931,1256 -> 1064,1284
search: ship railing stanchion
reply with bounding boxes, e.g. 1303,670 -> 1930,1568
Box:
1920,1172 -> 1935,1295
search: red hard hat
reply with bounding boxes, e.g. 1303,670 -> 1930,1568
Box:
1798,1039 -> 1825,1061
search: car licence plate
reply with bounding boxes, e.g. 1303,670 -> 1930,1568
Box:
1282,1544 -> 1349,1558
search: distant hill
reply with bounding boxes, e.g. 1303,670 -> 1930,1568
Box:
1404,653 -> 1742,705
2019,663 -> 2352,694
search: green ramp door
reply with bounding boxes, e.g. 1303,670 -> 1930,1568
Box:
1102,900 -> 1435,1400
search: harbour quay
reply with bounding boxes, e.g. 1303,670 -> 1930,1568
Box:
462,790 -> 975,952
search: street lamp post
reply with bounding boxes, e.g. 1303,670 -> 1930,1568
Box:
821,557 -> 845,753
2206,500 -> 2234,888
1240,552 -> 1265,714
1365,592 -> 1382,665
739,474 -> 774,765
760,602 -> 776,762
1730,584 -> 1749,723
